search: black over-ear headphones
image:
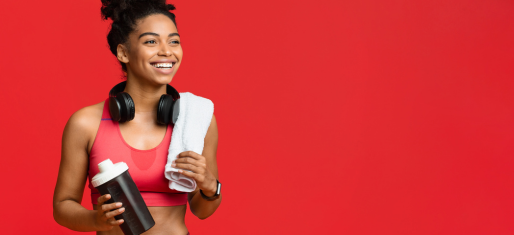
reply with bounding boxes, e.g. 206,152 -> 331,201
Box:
108,81 -> 181,125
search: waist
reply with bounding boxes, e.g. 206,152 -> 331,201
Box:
93,203 -> 188,235
91,191 -> 188,207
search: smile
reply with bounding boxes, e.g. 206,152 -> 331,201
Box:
151,62 -> 175,69
150,61 -> 177,75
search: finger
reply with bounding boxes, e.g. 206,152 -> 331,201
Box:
175,156 -> 206,167
174,162 -> 198,172
174,157 -> 204,168
178,169 -> 202,181
97,194 -> 111,205
175,157 -> 205,168
175,163 -> 206,174
105,207 -> 125,219
178,151 -> 202,160
109,219 -> 124,226
101,202 -> 123,213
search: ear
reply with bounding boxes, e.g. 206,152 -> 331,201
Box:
117,44 -> 130,63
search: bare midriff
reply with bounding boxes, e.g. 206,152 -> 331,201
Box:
93,204 -> 188,235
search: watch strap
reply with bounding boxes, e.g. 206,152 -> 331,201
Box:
200,179 -> 221,201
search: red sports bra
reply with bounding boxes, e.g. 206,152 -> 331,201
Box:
88,98 -> 188,206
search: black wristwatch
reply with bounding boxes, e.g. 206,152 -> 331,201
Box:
200,179 -> 221,201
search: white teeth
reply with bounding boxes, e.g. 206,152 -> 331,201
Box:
152,63 -> 174,68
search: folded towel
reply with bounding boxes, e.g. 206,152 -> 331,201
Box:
165,92 -> 214,192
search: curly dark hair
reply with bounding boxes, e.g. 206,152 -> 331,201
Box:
100,0 -> 177,73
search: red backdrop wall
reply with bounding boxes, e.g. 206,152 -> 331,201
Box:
0,0 -> 513,234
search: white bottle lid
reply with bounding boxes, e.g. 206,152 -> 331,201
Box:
91,159 -> 129,188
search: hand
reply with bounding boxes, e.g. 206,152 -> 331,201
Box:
94,194 -> 125,231
173,151 -> 217,196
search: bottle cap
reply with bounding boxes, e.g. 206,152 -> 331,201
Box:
91,159 -> 129,188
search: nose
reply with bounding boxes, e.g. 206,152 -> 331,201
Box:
158,43 -> 171,56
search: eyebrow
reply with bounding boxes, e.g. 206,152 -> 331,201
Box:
138,32 -> 180,39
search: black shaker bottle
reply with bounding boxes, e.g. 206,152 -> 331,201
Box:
91,159 -> 155,235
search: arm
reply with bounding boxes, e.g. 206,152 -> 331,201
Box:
175,114 -> 221,219
52,107 -> 99,231
189,114 -> 221,219
53,105 -> 124,231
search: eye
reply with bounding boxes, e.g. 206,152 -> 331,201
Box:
144,40 -> 156,44
170,40 -> 180,45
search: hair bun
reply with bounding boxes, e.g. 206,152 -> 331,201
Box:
166,4 -> 176,11
101,0 -> 174,21
101,0 -> 128,21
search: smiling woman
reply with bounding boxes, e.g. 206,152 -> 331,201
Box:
52,1 -> 221,235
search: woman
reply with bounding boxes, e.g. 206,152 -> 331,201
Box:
52,1 -> 221,234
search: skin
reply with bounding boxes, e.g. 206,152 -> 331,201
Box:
53,14 -> 221,235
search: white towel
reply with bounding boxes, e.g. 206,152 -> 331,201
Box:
165,92 -> 214,192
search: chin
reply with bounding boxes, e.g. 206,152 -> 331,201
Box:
131,67 -> 178,86
153,75 -> 175,85
151,69 -> 179,85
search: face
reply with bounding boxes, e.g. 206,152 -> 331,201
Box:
117,14 -> 182,85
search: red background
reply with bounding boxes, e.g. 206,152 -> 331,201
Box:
0,0 -> 513,234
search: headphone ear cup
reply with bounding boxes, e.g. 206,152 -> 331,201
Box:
109,97 -> 122,122
157,94 -> 174,125
165,84 -> 180,125
171,98 -> 180,124
117,92 -> 135,122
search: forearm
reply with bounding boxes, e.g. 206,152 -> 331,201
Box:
189,188 -> 222,220
53,199 -> 98,232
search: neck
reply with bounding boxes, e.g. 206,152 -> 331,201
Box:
123,77 -> 167,114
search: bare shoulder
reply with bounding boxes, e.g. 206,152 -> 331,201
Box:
63,101 -> 105,151
66,101 -> 104,131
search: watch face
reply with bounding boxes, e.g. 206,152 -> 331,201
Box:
216,182 -> 221,195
